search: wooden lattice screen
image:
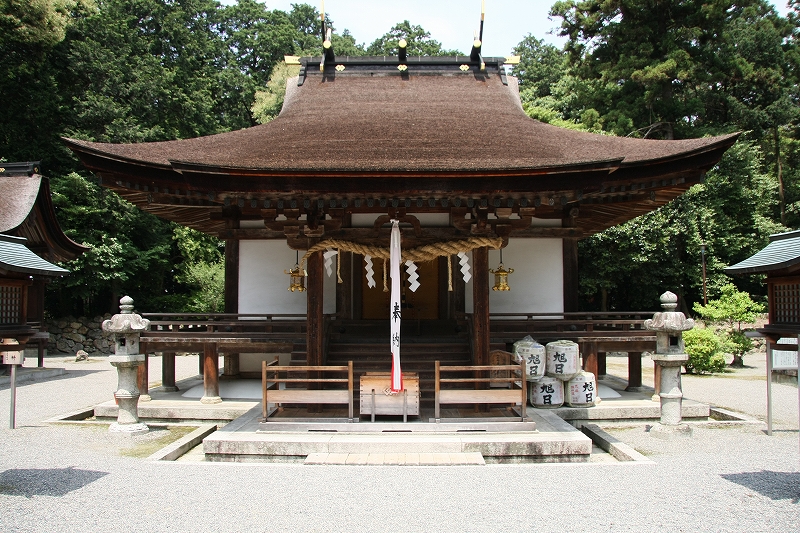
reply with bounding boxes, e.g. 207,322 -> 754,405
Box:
0,284 -> 24,325
771,280 -> 800,325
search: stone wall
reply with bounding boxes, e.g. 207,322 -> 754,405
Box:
44,315 -> 114,355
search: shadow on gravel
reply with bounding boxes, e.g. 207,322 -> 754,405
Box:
0,467 -> 108,498
721,471 -> 800,503
0,369 -> 105,390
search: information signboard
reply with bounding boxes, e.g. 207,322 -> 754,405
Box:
2,351 -> 24,365
773,337 -> 798,370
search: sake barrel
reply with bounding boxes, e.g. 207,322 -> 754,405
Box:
566,371 -> 598,407
513,337 -> 546,381
545,340 -> 580,381
529,375 -> 564,409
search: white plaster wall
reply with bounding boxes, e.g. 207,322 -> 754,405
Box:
238,240 -> 336,314
465,238 -> 564,314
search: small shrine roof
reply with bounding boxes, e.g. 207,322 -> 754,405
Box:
725,230 -> 800,275
0,165 -> 89,263
0,234 -> 69,277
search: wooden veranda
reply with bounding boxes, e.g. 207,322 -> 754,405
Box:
137,312 -> 656,410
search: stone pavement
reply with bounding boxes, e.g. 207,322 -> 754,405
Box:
0,351 -> 797,532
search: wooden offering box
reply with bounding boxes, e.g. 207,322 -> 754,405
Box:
359,372 -> 420,416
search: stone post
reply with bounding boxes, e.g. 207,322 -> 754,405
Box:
102,296 -> 150,435
644,291 -> 694,437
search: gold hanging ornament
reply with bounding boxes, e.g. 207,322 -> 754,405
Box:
285,250 -> 307,292
490,248 -> 513,291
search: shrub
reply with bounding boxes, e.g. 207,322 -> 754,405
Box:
693,284 -> 764,367
683,327 -> 726,374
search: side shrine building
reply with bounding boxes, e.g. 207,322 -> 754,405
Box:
64,53 -> 737,390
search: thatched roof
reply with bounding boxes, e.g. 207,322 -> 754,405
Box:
64,56 -> 738,238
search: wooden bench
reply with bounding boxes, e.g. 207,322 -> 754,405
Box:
434,354 -> 527,422
261,360 -> 354,422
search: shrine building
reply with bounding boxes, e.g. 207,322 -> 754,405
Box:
64,44 -> 738,396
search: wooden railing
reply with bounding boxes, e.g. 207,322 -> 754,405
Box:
434,354 -> 527,422
261,359 -> 354,422
489,312 -> 653,333
141,313 -> 307,333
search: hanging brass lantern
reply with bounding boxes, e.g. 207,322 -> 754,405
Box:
490,249 -> 513,291
285,251 -> 306,292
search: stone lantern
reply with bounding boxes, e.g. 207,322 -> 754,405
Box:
643,291 -> 694,437
102,296 -> 150,435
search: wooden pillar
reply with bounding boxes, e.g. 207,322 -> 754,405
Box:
306,251 -> 325,367
223,352 -> 240,379
562,238 -> 579,312
335,251 -> 353,319
452,255 -> 466,320
472,247 -> 490,366
223,216 -> 240,378
201,343 -> 221,403
583,341 -> 598,377
224,217 -> 240,313
598,352 -> 607,377
137,353 -> 150,401
352,254 -> 364,320
306,251 -> 324,412
162,352 -> 178,392
626,351 -> 643,391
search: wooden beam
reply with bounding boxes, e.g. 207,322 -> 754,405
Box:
220,226 -> 587,243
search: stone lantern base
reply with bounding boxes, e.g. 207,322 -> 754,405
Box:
109,421 -> 150,435
649,422 -> 693,439
109,354 -> 149,435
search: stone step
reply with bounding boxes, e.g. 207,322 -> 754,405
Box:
304,452 -> 486,465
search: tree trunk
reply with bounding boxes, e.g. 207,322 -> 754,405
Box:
775,126 -> 785,226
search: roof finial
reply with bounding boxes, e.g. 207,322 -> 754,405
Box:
480,0 -> 485,42
471,0 -> 485,70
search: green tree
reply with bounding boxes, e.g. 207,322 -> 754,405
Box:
58,0 -> 239,144
173,226 -> 224,312
251,60 -> 301,124
549,0 -> 796,140
366,20 -> 462,56
287,2 -> 324,54
683,326 -> 726,374
578,140 -> 785,312
0,0 -> 95,173
48,173 -> 174,315
218,0 -> 299,127
512,35 -> 566,99
693,283 -> 765,367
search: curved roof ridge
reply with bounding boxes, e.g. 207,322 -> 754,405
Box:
64,74 -> 738,175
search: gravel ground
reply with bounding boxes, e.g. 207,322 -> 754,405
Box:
0,352 -> 798,532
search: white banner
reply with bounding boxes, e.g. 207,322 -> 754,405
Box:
390,219 -> 403,392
